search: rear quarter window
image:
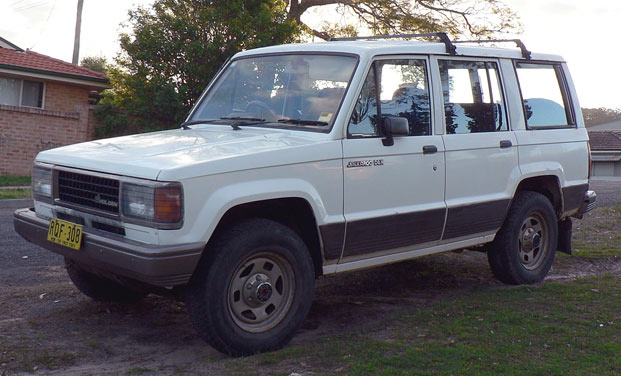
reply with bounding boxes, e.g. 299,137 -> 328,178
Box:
515,62 -> 575,129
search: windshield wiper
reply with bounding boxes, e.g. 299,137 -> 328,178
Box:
277,118 -> 329,126
220,116 -> 265,122
179,119 -> 218,130
218,117 -> 266,130
180,117 -> 266,131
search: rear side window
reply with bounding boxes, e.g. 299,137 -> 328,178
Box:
438,60 -> 507,134
515,63 -> 574,128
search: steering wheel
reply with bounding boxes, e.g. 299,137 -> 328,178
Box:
245,101 -> 277,121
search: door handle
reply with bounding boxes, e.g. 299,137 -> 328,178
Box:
500,140 -> 513,148
423,145 -> 438,154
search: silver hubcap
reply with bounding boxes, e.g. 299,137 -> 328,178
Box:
228,253 -> 294,333
518,213 -> 548,270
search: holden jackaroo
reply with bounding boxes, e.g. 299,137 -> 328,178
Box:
14,33 -> 596,356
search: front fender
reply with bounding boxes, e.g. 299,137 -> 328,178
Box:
157,159 -> 344,246
194,178 -> 330,243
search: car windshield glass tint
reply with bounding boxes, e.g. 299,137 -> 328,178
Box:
190,54 -> 357,131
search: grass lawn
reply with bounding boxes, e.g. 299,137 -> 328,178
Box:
225,206 -> 621,376
0,188 -> 31,199
0,196 -> 618,375
0,175 -> 31,187
228,276 -> 621,376
573,205 -> 621,257
0,175 -> 31,199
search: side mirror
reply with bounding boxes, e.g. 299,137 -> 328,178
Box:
382,116 -> 409,146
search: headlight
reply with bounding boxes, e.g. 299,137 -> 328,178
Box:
122,182 -> 183,228
32,164 -> 53,201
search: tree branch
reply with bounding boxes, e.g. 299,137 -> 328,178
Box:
288,0 -> 520,39
288,0 -> 349,21
417,0 -> 476,35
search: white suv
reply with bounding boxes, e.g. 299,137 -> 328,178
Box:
14,33 -> 596,356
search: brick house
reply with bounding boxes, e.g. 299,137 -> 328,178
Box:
0,37 -> 110,176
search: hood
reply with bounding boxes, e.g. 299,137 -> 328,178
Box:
37,125 -> 336,180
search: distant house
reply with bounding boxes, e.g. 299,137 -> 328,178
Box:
588,127 -> 621,178
0,37 -> 110,176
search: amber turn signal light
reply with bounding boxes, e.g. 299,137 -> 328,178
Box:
154,186 -> 183,223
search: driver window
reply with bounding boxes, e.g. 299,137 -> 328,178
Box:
348,59 -> 431,137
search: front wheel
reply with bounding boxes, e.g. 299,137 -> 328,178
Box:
488,191 -> 558,285
186,218 -> 315,356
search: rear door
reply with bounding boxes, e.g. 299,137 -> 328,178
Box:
434,57 -> 519,241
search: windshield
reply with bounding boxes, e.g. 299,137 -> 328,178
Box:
189,54 -> 358,131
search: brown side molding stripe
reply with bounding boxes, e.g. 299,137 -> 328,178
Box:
342,208 -> 446,257
442,199 -> 511,240
319,222 -> 346,261
321,199 -> 519,261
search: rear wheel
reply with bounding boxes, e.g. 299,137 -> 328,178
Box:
65,259 -> 147,303
488,191 -> 558,285
186,218 -> 315,356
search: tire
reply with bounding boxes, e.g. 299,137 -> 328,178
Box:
65,259 -> 148,303
186,218 -> 315,356
488,191 -> 558,285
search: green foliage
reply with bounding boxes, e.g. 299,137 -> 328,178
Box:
80,56 -> 109,75
94,0 -> 300,138
318,22 -> 359,39
92,102 -> 129,138
0,188 -> 31,199
0,175 -> 31,186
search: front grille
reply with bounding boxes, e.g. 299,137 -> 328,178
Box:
57,170 -> 120,214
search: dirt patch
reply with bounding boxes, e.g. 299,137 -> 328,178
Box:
1,209 -> 620,376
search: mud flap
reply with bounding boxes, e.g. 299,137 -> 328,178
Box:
557,217 -> 572,255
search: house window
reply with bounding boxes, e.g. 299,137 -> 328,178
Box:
0,76 -> 44,108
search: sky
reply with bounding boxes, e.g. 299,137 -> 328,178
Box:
0,0 -> 619,109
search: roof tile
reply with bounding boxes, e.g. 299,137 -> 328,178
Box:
0,47 -> 107,81
588,131 -> 621,151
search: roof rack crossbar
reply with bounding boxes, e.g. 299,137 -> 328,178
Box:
330,32 -> 457,56
453,39 -> 531,60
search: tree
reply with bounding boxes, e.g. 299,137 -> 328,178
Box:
80,56 -> 109,75
582,107 -> 621,127
286,0 -> 522,40
97,0 -> 521,137
95,0 -> 299,137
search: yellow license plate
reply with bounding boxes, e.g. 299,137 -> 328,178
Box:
47,218 -> 83,250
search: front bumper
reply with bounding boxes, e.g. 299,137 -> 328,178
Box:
13,208 -> 205,287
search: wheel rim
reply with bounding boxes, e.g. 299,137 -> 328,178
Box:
227,252 -> 295,333
518,212 -> 550,270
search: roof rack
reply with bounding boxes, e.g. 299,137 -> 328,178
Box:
329,32 -> 457,56
453,39 -> 531,60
